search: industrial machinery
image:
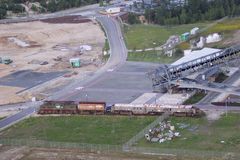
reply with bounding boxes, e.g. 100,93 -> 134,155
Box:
0,57 -> 13,65
149,45 -> 240,93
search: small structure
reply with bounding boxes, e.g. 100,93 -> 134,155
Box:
180,32 -> 190,41
139,15 -> 147,23
196,37 -> 205,48
197,67 -> 220,82
69,58 -> 81,68
166,35 -> 181,45
163,35 -> 180,56
165,49 -> 174,57
190,27 -> 199,35
80,45 -> 92,51
105,7 -> 121,14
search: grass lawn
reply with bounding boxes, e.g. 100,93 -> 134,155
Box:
183,92 -> 207,105
0,116 -> 155,145
201,17 -> 240,48
137,113 -> 240,152
124,23 -> 207,50
204,17 -> 240,34
127,50 -> 183,64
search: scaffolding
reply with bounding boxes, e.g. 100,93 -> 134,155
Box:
149,45 -> 240,93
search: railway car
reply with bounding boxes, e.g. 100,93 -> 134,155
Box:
145,104 -> 167,115
111,104 -> 145,115
38,101 -> 204,117
112,104 -> 203,117
77,102 -> 106,115
38,101 -> 77,114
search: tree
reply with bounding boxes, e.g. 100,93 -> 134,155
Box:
179,9 -> 187,24
224,0 -> 231,16
128,13 -> 140,25
144,0 -> 240,25
99,0 -> 103,6
0,8 -> 6,19
47,0 -> 57,12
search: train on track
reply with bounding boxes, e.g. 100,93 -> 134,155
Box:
38,101 -> 204,117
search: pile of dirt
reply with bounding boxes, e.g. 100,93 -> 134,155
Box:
41,15 -> 91,24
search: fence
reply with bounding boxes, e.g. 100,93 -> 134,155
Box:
0,139 -> 122,153
123,113 -> 169,148
1,138 -> 239,159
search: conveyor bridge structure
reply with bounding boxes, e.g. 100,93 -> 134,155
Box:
150,45 -> 240,93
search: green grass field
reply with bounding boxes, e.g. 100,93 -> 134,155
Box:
201,17 -> 240,48
137,113 -> 240,152
124,23 -> 207,50
205,18 -> 240,34
127,50 -> 183,64
0,116 -> 155,145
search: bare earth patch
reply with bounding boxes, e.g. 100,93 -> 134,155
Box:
0,86 -> 26,105
223,30 -> 240,46
0,17 -> 105,105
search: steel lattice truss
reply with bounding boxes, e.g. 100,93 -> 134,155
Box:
150,45 -> 240,92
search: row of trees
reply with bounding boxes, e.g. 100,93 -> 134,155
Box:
145,0 -> 240,25
0,0 -> 25,18
0,0 -> 100,19
40,0 -> 99,13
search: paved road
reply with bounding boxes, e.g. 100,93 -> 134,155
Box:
195,104 -> 240,112
49,15 -> 127,101
0,102 -> 42,131
0,5 -> 239,130
198,70 -> 240,104
0,6 -> 127,130
0,4 -> 100,24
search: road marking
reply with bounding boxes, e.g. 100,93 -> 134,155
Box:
107,68 -> 114,72
75,87 -> 84,90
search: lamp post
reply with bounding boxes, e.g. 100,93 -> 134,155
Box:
225,97 -> 230,117
155,94 -> 157,105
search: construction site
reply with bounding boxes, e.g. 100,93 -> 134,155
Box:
0,16 -> 105,106
0,1 -> 240,160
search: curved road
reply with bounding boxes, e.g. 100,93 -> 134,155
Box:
50,15 -> 128,100
0,8 -> 127,130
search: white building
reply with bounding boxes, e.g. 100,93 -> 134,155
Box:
105,7 -> 121,14
172,47 -> 221,66
190,27 -> 199,35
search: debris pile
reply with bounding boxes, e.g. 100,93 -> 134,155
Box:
8,37 -> 30,47
145,121 -> 181,143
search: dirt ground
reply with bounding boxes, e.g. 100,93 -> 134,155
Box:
223,30 -> 240,46
0,146 -> 226,160
0,86 -> 26,105
0,16 -> 105,105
